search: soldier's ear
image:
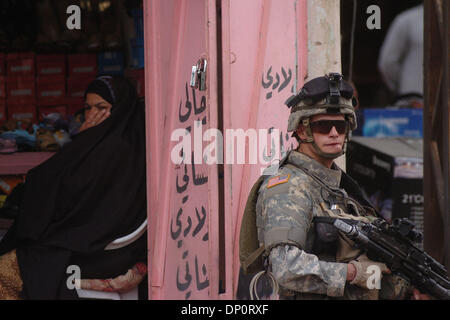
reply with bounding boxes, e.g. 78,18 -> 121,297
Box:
296,125 -> 307,140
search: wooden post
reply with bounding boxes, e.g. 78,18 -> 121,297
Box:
307,0 -> 346,170
423,0 -> 450,271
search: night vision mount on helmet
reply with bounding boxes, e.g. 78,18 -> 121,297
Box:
285,73 -> 358,133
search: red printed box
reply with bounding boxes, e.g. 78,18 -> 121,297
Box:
126,68 -> 145,97
0,100 -> 5,124
6,76 -> 36,101
36,54 -> 66,77
0,76 -> 5,99
0,53 -> 5,76
68,54 -> 97,77
37,76 -> 66,106
67,76 -> 95,100
7,52 -> 35,77
67,98 -> 85,116
6,101 -> 37,123
38,105 -> 67,122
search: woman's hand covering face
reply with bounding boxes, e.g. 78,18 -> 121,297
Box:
79,93 -> 112,132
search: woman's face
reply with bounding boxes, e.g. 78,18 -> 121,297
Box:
84,93 -> 112,124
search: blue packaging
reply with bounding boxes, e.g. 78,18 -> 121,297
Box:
98,51 -> 124,75
361,108 -> 423,138
131,45 -> 144,69
131,8 -> 144,46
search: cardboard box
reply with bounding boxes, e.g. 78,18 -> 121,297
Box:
131,42 -> 144,69
346,136 -> 424,246
36,54 -> 66,77
6,76 -> 36,101
360,108 -> 423,138
68,54 -> 97,77
67,98 -> 85,116
38,105 -> 67,122
131,8 -> 144,46
67,76 -> 95,100
0,53 -> 5,76
0,76 -> 5,99
98,51 -> 124,75
0,100 -> 5,124
36,76 -> 66,106
7,52 -> 35,77
0,175 -> 24,195
6,101 -> 37,123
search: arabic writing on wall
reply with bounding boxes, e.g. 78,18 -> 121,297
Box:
170,83 -> 210,299
262,66 -> 294,100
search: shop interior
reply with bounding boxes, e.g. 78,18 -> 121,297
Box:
0,0 -> 144,222
341,0 -> 425,244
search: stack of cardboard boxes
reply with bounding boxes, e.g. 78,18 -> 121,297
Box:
346,136 -> 424,247
66,53 -> 98,116
0,50 -> 144,127
131,8 -> 144,69
36,54 -> 67,121
0,52 -> 100,125
5,52 -> 37,123
0,53 -> 6,124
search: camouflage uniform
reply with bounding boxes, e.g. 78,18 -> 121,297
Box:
256,150 -> 409,300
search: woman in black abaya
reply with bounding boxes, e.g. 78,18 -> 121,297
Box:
0,76 -> 147,299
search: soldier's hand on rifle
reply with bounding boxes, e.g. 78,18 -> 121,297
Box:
346,255 -> 391,289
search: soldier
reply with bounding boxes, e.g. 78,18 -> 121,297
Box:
255,73 -> 427,300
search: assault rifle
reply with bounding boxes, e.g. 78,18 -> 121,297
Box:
333,218 -> 450,300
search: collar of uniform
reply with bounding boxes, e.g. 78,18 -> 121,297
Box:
287,151 -> 342,187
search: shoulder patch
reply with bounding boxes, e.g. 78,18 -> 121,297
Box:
267,174 -> 290,189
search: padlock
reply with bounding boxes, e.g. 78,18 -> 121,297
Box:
190,65 -> 198,88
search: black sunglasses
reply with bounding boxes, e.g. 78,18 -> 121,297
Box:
309,120 -> 348,134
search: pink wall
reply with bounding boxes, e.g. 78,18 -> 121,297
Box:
221,0 -> 307,297
145,0 -> 220,299
145,0 -> 307,299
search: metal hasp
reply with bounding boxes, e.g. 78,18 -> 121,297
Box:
190,58 -> 207,91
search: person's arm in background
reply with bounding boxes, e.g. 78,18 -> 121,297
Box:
378,13 -> 409,94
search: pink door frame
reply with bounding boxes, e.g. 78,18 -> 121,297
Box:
144,0 -> 307,299
144,0 -> 221,299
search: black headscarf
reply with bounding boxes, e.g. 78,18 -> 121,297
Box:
84,76 -> 116,106
0,76 -> 147,299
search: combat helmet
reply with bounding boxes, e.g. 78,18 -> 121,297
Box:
285,73 -> 358,158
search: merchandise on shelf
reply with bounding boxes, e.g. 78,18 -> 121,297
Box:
131,8 -> 144,46
67,76 -> 96,101
67,98 -> 85,116
0,100 -> 5,125
0,175 -> 24,195
6,76 -> 36,102
6,100 -> 37,124
131,41 -> 144,69
38,105 -> 68,123
36,54 -> 66,77
359,107 -> 423,138
347,137 -> 424,247
36,75 -> 66,106
68,54 -> 98,77
0,53 -> 5,76
0,76 -> 4,99
0,194 -> 6,208
125,68 -> 145,97
98,51 -> 124,76
6,52 -> 35,77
